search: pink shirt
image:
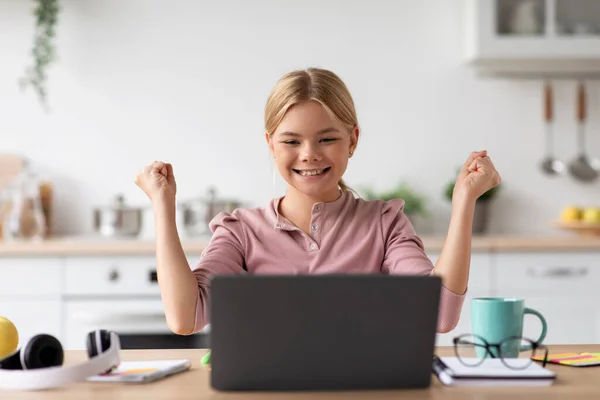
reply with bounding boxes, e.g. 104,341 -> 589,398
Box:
191,190 -> 465,334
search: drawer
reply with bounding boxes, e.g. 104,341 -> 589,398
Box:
65,256 -> 161,296
494,252 -> 600,296
0,299 -> 62,342
64,299 -> 168,349
427,252 -> 493,294
0,258 -> 63,296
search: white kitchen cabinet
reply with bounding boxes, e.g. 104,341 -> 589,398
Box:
494,251 -> 600,296
2,246 -> 600,350
0,300 -> 62,345
62,254 -> 204,297
495,251 -> 600,344
64,299 -> 170,350
64,256 -> 161,296
0,257 -> 63,296
595,310 -> 600,344
519,295 -> 598,344
464,0 -> 600,77
0,257 -> 63,345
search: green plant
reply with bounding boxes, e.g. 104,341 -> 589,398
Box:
19,0 -> 60,109
444,178 -> 501,202
360,181 -> 428,216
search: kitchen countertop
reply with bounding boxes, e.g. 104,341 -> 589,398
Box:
4,345 -> 599,399
0,234 -> 599,256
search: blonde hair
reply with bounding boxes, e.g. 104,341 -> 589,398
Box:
265,67 -> 358,193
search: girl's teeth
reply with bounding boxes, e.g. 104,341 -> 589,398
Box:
300,169 -> 325,176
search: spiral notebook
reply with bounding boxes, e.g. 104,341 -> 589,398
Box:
433,356 -> 556,387
87,359 -> 191,383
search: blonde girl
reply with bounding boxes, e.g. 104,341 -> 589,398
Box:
135,67 -> 501,336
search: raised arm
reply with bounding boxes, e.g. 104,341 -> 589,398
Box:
153,196 -> 200,335
135,161 -> 199,335
433,151 -> 501,295
135,161 -> 246,335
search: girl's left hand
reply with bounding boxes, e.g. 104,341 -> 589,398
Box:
453,150 -> 501,204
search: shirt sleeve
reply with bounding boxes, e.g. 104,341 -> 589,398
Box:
380,199 -> 465,333
190,211 -> 247,333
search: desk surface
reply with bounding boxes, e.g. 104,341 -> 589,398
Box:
3,345 -> 600,399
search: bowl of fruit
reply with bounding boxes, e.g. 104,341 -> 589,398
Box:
551,206 -> 600,236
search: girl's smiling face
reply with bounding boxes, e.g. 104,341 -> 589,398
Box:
266,100 -> 359,201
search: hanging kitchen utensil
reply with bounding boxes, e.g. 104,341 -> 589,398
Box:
540,81 -> 565,176
568,82 -> 599,182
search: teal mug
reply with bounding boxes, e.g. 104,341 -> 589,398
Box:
471,297 -> 547,358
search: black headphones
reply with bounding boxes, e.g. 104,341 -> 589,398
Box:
0,329 -> 121,391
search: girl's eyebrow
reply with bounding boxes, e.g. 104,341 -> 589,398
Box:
279,127 -> 340,137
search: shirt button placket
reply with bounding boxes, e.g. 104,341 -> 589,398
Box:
309,223 -> 320,250
310,203 -> 322,251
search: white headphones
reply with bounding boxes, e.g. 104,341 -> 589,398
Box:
0,329 -> 121,391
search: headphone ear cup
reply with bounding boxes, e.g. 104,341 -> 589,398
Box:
86,329 -> 112,358
99,330 -> 112,351
86,331 -> 98,358
22,334 -> 64,369
86,329 -> 116,375
0,349 -> 23,370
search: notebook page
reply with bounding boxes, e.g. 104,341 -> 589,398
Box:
439,357 -> 556,378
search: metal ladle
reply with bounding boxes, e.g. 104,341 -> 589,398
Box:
540,81 -> 566,176
568,82 -> 599,182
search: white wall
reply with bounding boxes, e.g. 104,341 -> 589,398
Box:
1,0 -> 599,236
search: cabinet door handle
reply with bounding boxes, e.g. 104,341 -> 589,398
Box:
108,269 -> 120,282
527,266 -> 589,278
149,269 -> 158,283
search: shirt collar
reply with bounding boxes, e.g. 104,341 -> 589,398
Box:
270,190 -> 352,230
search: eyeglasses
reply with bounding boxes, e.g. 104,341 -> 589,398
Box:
453,333 -> 549,370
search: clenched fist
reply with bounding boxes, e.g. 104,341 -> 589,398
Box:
453,150 -> 501,204
134,161 -> 177,202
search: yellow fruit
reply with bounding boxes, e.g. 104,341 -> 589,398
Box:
582,207 -> 600,223
0,316 -> 19,359
561,206 -> 582,222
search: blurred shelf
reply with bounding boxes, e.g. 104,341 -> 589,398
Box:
550,220 -> 600,237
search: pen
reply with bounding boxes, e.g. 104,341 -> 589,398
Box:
432,355 -> 447,375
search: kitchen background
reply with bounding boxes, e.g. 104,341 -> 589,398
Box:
2,0 -> 600,351
1,0 -> 600,237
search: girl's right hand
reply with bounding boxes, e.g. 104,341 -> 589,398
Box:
134,161 -> 177,203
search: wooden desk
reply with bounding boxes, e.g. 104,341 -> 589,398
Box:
3,346 -> 600,399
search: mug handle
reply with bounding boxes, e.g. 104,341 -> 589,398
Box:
520,307 -> 547,351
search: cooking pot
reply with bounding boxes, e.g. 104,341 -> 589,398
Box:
180,187 -> 241,236
93,194 -> 143,237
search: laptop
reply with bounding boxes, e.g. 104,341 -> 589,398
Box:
208,274 -> 442,391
